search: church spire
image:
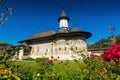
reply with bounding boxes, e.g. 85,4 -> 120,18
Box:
58,10 -> 70,33
60,10 -> 67,17
58,10 -> 70,22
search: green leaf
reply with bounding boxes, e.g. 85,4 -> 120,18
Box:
116,75 -> 120,80
0,55 -> 4,60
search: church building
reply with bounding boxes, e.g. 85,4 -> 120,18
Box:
19,10 -> 92,60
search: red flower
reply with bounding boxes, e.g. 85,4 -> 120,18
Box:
49,59 -> 53,64
106,54 -> 112,61
116,52 -> 120,60
90,54 -> 95,59
112,44 -> 120,53
116,52 -> 120,57
103,43 -> 120,62
103,51 -> 113,61
57,56 -> 60,59
51,56 -> 54,59
107,47 -> 112,54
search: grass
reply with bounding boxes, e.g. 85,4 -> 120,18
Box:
2,60 -> 88,79
14,60 -> 85,75
14,60 -> 84,72
14,60 -> 39,68
1,53 -> 120,79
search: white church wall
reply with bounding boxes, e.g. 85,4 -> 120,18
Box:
29,36 -> 88,60
29,42 -> 53,58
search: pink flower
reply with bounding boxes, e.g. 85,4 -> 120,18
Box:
106,54 -> 112,61
103,52 -> 112,62
112,44 -> 120,53
116,52 -> 120,60
107,48 -> 112,54
103,43 -> 120,61
116,52 -> 120,57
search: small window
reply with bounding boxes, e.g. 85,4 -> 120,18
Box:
64,47 -> 67,51
37,47 -> 39,52
59,47 -> 61,51
32,47 -> 34,53
46,49 -> 48,52
76,47 -> 78,50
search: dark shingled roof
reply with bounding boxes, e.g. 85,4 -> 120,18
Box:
18,30 -> 92,44
28,30 -> 55,40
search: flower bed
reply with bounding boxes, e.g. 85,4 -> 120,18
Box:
0,43 -> 120,79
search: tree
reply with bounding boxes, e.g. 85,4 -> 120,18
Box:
88,35 -> 120,50
0,46 -> 21,79
0,0 -> 13,25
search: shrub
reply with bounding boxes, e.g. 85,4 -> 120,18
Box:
35,57 -> 49,63
23,57 -> 35,61
103,43 -> 120,62
14,65 -> 33,80
33,58 -> 54,80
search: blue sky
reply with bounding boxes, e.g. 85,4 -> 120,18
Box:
0,0 -> 120,45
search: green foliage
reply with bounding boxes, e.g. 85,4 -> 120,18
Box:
0,47 -> 21,79
35,57 -> 49,63
82,55 -> 120,80
33,60 -> 54,80
15,65 -> 33,80
0,56 -> 120,80
1,49 -> 120,80
88,35 -> 120,49
0,41 -> 14,54
22,57 -> 35,61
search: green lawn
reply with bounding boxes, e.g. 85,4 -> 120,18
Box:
1,57 -> 119,80
11,60 -> 89,80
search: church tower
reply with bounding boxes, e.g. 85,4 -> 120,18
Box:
58,10 -> 70,33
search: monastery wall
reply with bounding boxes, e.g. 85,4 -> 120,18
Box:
29,37 -> 88,60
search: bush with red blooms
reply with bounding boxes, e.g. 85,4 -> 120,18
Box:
103,43 -> 120,62
89,54 -> 95,59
